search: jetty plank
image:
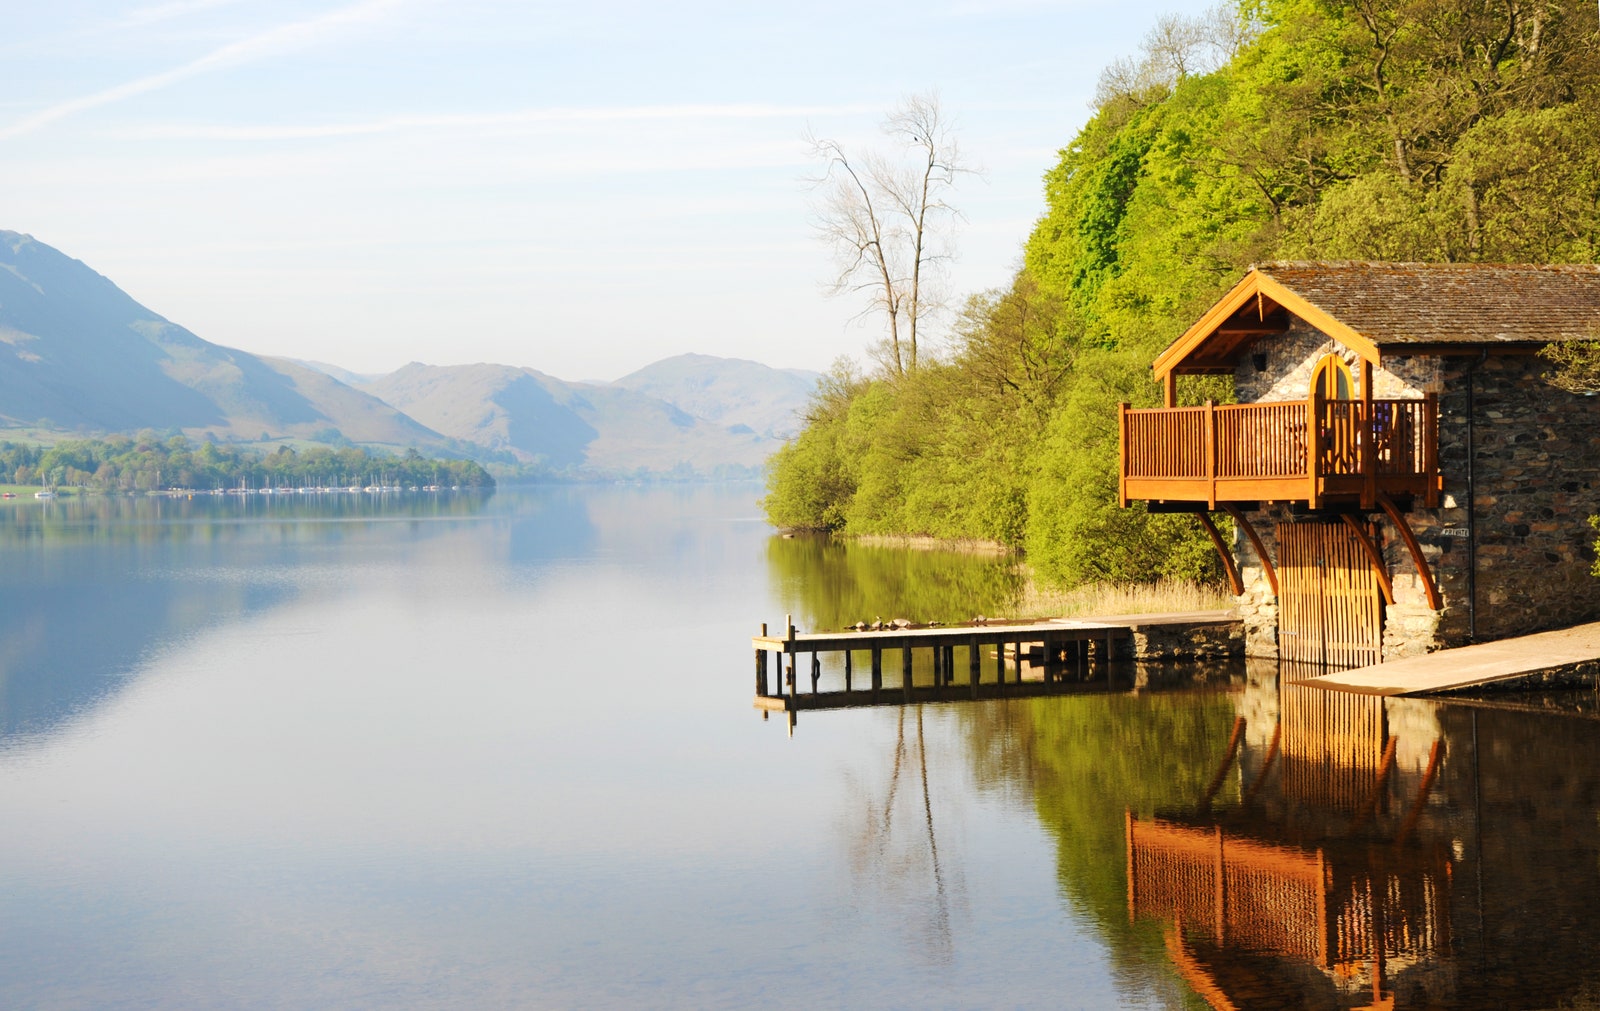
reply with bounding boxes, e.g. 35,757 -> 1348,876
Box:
1298,620 -> 1600,696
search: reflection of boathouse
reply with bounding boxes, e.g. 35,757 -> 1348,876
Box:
1128,683 -> 1452,1009
1117,263 -> 1600,665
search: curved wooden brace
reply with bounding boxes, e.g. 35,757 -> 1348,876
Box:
1196,511 -> 1244,596
1221,503 -> 1278,597
1340,514 -> 1395,605
1377,493 -> 1444,611
1198,716 -> 1246,812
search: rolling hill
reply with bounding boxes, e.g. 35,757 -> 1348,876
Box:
0,230 -> 818,477
362,362 -> 798,477
0,231 -> 443,447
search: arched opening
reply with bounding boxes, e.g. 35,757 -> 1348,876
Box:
1310,354 -> 1354,401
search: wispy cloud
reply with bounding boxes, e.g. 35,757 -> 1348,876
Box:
117,0 -> 252,29
118,103 -> 879,142
0,0 -> 409,141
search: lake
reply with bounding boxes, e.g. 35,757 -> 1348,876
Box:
0,485 -> 1596,1009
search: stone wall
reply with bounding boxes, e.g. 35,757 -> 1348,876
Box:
1222,320 -> 1600,659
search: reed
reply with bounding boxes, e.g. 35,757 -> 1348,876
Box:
1013,575 -> 1233,619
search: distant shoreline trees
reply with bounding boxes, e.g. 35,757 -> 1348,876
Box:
0,435 -> 494,493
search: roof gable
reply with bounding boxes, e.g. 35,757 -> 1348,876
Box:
1154,261 -> 1600,380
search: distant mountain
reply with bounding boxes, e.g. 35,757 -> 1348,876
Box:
0,230 -> 817,477
0,231 -> 443,447
611,353 -> 818,440
294,359 -> 381,388
364,362 -> 785,476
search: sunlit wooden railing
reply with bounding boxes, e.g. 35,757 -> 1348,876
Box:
1118,395 -> 1439,508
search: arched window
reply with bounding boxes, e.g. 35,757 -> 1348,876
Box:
1310,354 -> 1354,401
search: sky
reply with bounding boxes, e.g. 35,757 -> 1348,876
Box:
1,0 -> 1219,382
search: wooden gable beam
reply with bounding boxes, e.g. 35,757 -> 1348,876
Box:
1151,270 -> 1383,384
1254,274 -> 1382,364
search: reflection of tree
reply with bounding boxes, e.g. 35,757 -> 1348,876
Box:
845,706 -> 962,964
766,533 -> 1021,633
954,692 -> 1241,995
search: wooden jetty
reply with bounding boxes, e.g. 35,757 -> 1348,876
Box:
753,616 -> 1124,710
1301,620 -> 1600,696
752,611 -> 1238,719
753,616 -> 1126,712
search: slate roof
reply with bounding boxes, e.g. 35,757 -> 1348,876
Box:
1254,261 -> 1600,345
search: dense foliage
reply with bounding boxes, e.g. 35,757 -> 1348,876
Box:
766,0 -> 1600,588
0,435 -> 494,492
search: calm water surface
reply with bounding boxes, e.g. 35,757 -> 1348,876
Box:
0,486 -> 1596,1009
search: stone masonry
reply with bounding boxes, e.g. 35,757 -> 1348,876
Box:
1225,317 -> 1600,659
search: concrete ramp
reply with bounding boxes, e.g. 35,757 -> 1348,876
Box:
1298,621 -> 1600,696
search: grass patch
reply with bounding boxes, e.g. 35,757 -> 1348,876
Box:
1013,575 -> 1233,619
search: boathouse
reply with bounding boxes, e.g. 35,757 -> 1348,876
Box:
1118,262 -> 1600,666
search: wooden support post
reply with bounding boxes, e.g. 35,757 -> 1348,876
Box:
756,647 -> 767,696
969,637 -> 980,698
871,647 -> 882,696
1377,492 -> 1443,610
1196,512 -> 1245,596
902,645 -> 913,702
1361,360 -> 1376,510
1163,371 -> 1177,409
1221,503 -> 1277,597
810,652 -> 820,693
1307,395 -> 1322,509
1341,514 -> 1395,605
1204,399 -> 1217,509
1423,391 -> 1441,508
843,649 -> 852,691
1118,401 -> 1130,508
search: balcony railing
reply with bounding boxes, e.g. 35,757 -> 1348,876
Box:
1118,395 -> 1439,509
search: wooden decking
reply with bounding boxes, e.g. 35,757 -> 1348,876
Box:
1118,396 -> 1439,508
1298,621 -> 1600,696
752,611 -> 1238,714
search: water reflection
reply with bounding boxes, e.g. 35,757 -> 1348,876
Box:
0,492 -> 491,741
765,533 -> 1022,631
767,533 -> 1600,1007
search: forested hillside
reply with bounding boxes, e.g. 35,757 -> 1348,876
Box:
765,0 -> 1600,588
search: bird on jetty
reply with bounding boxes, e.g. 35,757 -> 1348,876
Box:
870,617 -> 884,631
851,620 -> 868,631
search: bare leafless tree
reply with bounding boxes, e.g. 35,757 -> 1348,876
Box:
1093,3 -> 1261,109
808,94 -> 970,377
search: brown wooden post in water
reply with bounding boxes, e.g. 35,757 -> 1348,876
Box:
902,644 -> 913,702
871,646 -> 882,697
843,649 -> 852,691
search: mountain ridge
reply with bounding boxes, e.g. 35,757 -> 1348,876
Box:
0,231 -> 818,477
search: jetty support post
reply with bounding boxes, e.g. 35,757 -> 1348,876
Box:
756,622 -> 769,696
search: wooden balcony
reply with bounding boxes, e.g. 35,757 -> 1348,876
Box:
1119,395 -> 1439,509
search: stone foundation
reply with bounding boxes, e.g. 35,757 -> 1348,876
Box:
1227,331 -> 1600,659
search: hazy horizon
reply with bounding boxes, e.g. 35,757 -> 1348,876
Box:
2,0 -> 1219,380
